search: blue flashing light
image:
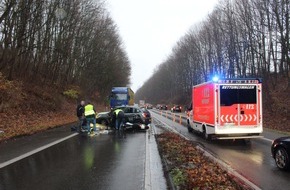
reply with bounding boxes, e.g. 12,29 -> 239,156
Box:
212,76 -> 219,82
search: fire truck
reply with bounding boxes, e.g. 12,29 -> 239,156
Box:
187,78 -> 263,140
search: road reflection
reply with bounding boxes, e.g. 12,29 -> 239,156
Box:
0,130 -> 147,190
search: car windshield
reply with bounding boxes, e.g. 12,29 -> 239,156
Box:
114,93 -> 127,101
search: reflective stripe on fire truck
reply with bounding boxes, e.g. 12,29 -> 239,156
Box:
220,114 -> 257,122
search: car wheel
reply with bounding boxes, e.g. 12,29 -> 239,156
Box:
275,147 -> 290,170
100,119 -> 107,126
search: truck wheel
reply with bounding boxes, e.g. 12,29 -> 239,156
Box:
243,139 -> 251,145
202,127 -> 211,140
187,125 -> 193,133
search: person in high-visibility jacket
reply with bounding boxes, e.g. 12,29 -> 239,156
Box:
113,108 -> 125,130
84,102 -> 97,134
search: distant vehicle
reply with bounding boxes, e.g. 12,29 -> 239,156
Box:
171,105 -> 182,112
139,100 -> 145,108
187,78 -> 263,140
271,137 -> 290,171
161,104 -> 168,110
96,106 -> 151,130
109,87 -> 134,108
140,107 -> 151,121
146,104 -> 153,109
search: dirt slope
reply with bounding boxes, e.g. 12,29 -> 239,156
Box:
0,73 -> 108,142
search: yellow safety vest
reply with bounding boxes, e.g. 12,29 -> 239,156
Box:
114,109 -> 122,115
84,104 -> 95,116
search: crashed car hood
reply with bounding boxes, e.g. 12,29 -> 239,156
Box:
97,112 -> 110,117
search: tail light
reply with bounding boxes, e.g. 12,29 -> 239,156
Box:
142,113 -> 149,117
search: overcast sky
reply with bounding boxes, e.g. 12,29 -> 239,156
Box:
107,0 -> 219,92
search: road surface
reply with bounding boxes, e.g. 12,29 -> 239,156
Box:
0,125 -> 166,190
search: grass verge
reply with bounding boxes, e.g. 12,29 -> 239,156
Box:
156,132 -> 248,190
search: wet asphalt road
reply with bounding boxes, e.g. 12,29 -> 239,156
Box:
1,110 -> 289,190
151,111 -> 290,190
0,130 -> 149,190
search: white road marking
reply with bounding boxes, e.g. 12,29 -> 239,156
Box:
0,133 -> 78,169
198,146 -> 262,190
262,137 -> 273,143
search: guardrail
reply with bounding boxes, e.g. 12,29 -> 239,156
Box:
151,109 -> 188,126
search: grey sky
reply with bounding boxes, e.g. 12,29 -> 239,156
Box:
107,0 -> 219,91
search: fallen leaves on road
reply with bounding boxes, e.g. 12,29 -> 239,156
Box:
156,132 -> 247,190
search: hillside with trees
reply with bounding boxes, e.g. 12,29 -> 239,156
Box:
135,0 -> 289,131
0,0 -> 131,141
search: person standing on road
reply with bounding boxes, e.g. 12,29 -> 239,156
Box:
114,108 -> 125,130
84,101 -> 98,134
76,100 -> 85,132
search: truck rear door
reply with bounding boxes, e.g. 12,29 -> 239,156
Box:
219,84 -> 259,127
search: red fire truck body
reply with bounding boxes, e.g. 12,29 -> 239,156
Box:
187,78 -> 263,140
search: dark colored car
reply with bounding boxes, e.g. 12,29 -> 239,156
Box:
160,104 -> 168,110
96,106 -> 151,129
141,107 -> 151,120
171,105 -> 182,112
146,104 -> 153,109
271,136 -> 290,171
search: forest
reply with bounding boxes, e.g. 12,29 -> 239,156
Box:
136,0 -> 289,112
0,0 -> 131,140
0,0 -> 131,101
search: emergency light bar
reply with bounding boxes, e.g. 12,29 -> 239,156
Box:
214,78 -> 262,84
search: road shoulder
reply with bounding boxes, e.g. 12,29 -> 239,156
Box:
145,124 -> 167,190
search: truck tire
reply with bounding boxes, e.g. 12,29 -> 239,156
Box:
243,139 -> 251,145
187,125 -> 193,133
202,126 -> 211,140
187,120 -> 193,133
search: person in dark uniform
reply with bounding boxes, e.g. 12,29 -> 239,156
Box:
76,100 -> 85,132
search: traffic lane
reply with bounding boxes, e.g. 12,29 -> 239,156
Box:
262,129 -> 290,141
0,131 -> 146,190
205,138 -> 290,190
0,124 -> 76,164
151,112 -> 290,190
